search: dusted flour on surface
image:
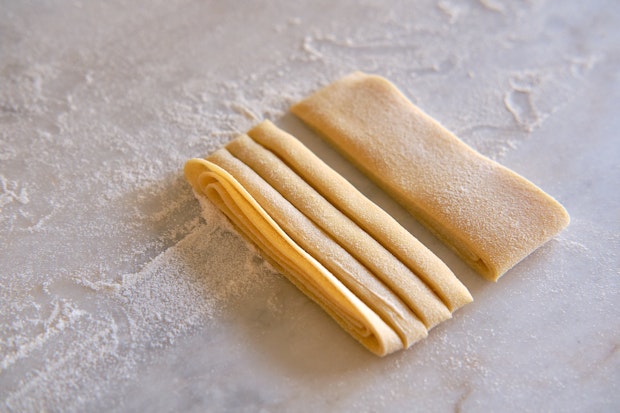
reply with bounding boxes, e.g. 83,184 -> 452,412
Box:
1,0 -> 618,411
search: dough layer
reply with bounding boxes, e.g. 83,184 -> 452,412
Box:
185,121 -> 472,355
291,72 -> 570,281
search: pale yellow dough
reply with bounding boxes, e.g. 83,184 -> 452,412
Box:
291,72 -> 570,281
184,121 -> 472,355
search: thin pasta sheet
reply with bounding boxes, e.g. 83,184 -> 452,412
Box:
291,72 -> 570,281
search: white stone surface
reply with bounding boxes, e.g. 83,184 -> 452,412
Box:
1,1 -> 618,411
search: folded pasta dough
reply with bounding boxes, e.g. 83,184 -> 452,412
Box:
291,72 -> 570,281
185,122 -> 472,355
226,136 -> 452,329
205,148 -> 428,348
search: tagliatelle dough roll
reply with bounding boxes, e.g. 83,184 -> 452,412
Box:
226,135 -> 451,329
184,122 -> 472,355
291,72 -> 570,281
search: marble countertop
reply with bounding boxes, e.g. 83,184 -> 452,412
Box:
1,1 -> 618,411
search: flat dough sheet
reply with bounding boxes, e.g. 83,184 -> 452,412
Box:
185,121 -> 472,355
291,72 -> 570,281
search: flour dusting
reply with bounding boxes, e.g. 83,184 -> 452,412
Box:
2,209 -> 279,411
1,0 -> 617,411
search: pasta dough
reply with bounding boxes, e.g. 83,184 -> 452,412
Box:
184,121 -> 472,355
291,72 -> 570,281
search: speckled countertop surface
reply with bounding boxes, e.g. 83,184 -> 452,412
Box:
1,1 -> 619,411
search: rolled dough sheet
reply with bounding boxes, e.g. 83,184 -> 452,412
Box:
184,122 -> 472,355
291,72 -> 570,281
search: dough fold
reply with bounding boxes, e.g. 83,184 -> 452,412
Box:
185,121 -> 472,355
291,72 -> 570,281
